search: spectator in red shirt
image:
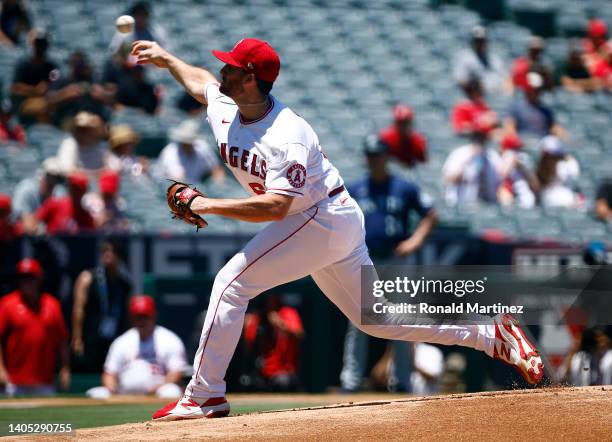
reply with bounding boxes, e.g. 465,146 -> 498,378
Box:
510,37 -> 554,92
243,294 -> 304,391
379,105 -> 427,167
0,258 -> 70,396
583,19 -> 609,56
83,169 -> 129,231
0,194 -> 22,241
36,171 -> 95,234
590,43 -> 612,91
0,99 -> 26,144
451,77 -> 498,136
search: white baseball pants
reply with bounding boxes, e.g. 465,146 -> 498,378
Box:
185,191 -> 495,400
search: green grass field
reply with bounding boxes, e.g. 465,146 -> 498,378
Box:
0,402 -> 318,436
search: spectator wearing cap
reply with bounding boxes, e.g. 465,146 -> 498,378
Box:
534,135 -> 581,208
105,124 -> 148,176
378,105 -> 427,168
0,99 -> 26,144
0,0 -> 31,47
13,156 -> 64,234
155,120 -> 225,183
36,171 -> 95,234
594,178 -> 612,223
10,29 -> 59,122
450,77 -> 497,136
83,170 -> 128,231
582,19 -> 609,60
56,111 -> 108,174
339,134 -> 436,392
510,37 -> 554,93
497,137 -> 537,208
453,25 -> 506,94
443,115 -> 503,206
0,258 -> 70,396
0,194 -> 22,241
72,241 -> 132,373
504,72 -> 565,140
86,295 -> 186,398
561,45 -> 599,93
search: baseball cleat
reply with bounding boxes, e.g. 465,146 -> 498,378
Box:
152,396 -> 230,421
493,314 -> 544,385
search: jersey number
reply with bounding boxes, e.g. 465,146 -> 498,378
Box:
249,182 -> 266,195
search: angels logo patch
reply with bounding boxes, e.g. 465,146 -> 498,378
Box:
286,164 -> 307,188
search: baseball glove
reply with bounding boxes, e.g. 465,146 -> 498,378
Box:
166,181 -> 208,230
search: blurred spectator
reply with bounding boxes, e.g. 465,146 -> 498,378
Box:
115,65 -> 159,114
83,170 -> 129,231
450,77 -> 497,136
504,72 -> 564,139
108,1 -> 169,55
340,135 -> 436,392
409,343 -> 444,395
560,326 -> 612,386
0,259 -> 70,396
72,241 -> 132,372
443,118 -> 502,205
47,51 -> 112,129
0,194 -> 22,241
582,19 -> 609,60
589,43 -> 612,92
86,295 -> 186,399
454,25 -> 506,94
0,0 -> 31,47
561,45 -> 599,93
56,111 -> 108,174
155,120 -> 224,183
0,99 -> 26,144
378,105 -> 427,167
36,171 -> 95,234
10,29 -> 59,121
106,124 -> 148,176
497,137 -> 537,208
176,91 -> 205,116
594,179 -> 612,223
13,156 -> 64,234
102,46 -> 158,114
243,294 -> 304,392
534,136 -> 581,208
511,36 -> 554,93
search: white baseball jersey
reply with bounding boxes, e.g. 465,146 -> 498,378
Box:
205,83 -> 343,215
104,325 -> 187,393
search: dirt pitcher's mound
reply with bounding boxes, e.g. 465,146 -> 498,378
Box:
16,386 -> 612,441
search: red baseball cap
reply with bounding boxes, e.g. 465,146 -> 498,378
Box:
393,104 -> 414,122
212,38 -> 281,83
129,295 -> 156,317
588,19 -> 608,38
99,170 -> 120,194
500,134 -> 523,150
17,258 -> 43,278
0,194 -> 11,211
68,172 -> 89,190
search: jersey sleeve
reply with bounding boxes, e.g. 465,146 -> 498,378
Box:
204,82 -> 222,104
265,143 -> 308,197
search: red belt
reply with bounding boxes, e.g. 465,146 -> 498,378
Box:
328,185 -> 345,198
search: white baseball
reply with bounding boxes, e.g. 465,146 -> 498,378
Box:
116,15 -> 135,34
